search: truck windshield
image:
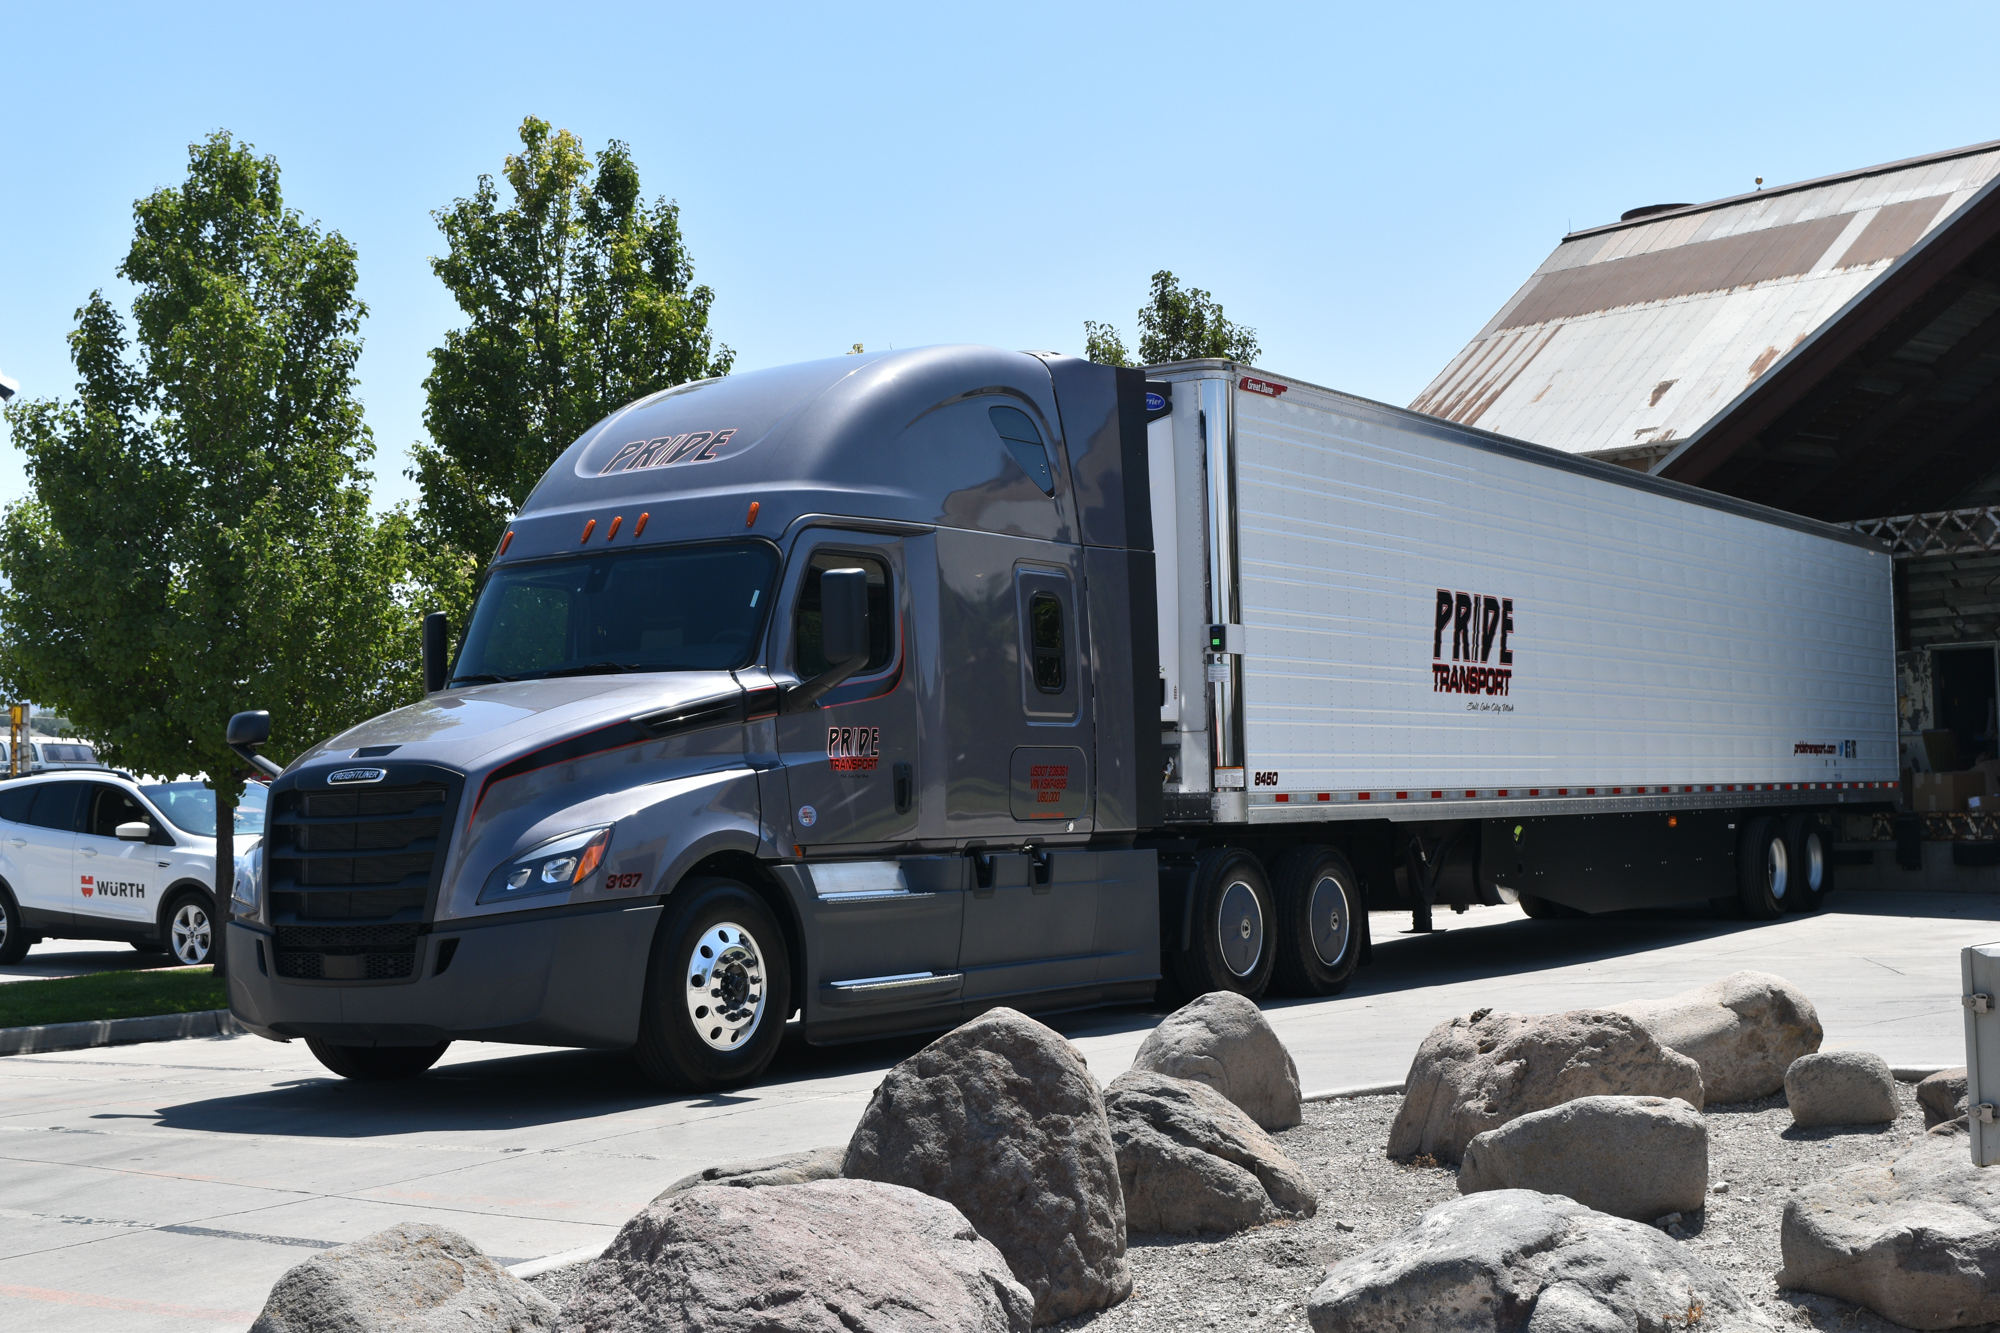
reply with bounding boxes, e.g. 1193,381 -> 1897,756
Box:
454,541 -> 779,681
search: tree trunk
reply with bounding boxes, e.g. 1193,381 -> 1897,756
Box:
215,787 -> 232,976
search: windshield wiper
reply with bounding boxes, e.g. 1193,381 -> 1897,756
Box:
448,673 -> 516,685
534,662 -> 644,679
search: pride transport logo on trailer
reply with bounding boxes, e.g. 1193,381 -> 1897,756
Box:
1432,587 -> 1517,697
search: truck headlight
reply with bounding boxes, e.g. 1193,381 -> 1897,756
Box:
478,826 -> 612,905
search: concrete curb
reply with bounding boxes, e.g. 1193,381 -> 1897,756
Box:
507,1242 -> 610,1280
0,1008 -> 241,1056
1304,1080 -> 1406,1101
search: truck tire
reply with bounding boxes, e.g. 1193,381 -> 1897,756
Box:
307,1039 -> 451,1081
1518,893 -> 1582,920
1738,815 -> 1791,919
1270,846 -> 1360,997
635,878 -> 792,1092
1168,848 -> 1275,1000
0,889 -> 27,965
1785,814 -> 1831,913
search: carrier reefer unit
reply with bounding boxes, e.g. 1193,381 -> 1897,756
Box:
222,347 -> 1897,1090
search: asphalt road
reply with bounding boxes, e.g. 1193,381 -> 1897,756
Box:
1,889 -> 1994,1331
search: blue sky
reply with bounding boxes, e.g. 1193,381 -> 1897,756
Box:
4,1 -> 1997,513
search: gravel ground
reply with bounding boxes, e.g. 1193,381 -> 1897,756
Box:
526,1082 -> 1955,1332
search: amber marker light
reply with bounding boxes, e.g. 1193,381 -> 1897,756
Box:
606,515 -> 623,540
634,512 -> 650,538
572,829 -> 611,883
580,518 -> 597,543
746,500 -> 761,528
497,529 -> 514,556
1668,816 -> 1679,827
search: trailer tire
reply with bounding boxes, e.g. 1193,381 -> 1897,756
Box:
1738,815 -> 1791,919
1785,814 -> 1831,913
1518,893 -> 1581,920
634,878 -> 791,1092
1270,847 -> 1360,997
1168,848 -> 1275,1000
306,1039 -> 450,1081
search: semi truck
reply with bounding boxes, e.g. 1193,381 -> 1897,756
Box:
221,347 -> 1899,1089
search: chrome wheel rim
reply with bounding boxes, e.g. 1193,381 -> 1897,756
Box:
1309,873 -> 1350,966
171,903 -> 210,964
1804,830 -> 1825,892
1217,879 -> 1264,978
1766,838 -> 1790,903
684,922 -> 767,1051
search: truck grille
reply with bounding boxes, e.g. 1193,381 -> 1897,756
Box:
266,775 -> 459,981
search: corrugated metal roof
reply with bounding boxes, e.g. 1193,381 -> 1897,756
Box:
1411,141 -> 2000,457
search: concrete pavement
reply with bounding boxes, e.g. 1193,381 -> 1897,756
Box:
2,939 -> 183,984
0,889 -> 1994,1331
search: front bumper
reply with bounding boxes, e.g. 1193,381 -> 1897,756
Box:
226,902 -> 662,1049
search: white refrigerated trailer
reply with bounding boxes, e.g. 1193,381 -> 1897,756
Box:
1145,360 -> 1896,937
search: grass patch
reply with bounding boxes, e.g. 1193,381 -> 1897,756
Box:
0,966 -> 226,1028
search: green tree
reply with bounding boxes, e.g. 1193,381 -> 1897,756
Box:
1084,270 -> 1261,367
0,132 -> 422,796
414,116 -> 734,591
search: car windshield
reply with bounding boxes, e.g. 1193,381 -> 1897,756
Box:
454,541 -> 779,682
141,781 -> 268,837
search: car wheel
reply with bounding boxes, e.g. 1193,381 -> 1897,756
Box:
1737,815 -> 1790,919
1785,814 -> 1831,913
163,892 -> 215,965
1167,847 -> 1276,1000
0,890 -> 27,965
634,878 -> 792,1092
1270,846 -> 1361,997
306,1040 -> 451,1081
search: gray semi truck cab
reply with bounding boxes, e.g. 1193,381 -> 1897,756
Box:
226,347 -> 1172,1087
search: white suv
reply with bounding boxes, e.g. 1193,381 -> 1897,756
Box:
0,773 -> 266,966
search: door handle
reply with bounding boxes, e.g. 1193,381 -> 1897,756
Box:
4,838 -> 22,848
77,847 -> 96,857
893,762 -> 913,814
157,861 -> 171,868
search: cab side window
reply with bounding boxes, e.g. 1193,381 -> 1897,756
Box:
0,787 -> 33,824
87,786 -> 148,839
26,782 -> 84,832
795,552 -> 893,678
989,406 -> 1056,495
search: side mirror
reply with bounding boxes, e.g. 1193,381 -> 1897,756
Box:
226,710 -> 283,779
422,611 -> 450,694
783,568 -> 873,712
115,820 -> 151,841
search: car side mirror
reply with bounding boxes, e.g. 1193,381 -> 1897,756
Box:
115,821 -> 150,841
783,568 -> 872,712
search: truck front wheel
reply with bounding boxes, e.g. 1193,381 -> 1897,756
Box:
635,878 -> 792,1092
1269,846 -> 1360,997
1168,848 -> 1276,1001
306,1040 -> 450,1081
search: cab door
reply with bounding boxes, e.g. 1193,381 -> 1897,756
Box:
773,532 -> 921,849
73,784 -> 160,931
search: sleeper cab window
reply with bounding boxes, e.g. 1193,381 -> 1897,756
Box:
796,551 -> 894,678
988,405 -> 1056,495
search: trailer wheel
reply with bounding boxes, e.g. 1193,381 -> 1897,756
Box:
1738,815 -> 1791,919
1784,814 -> 1831,913
306,1040 -> 450,1081
1168,848 -> 1275,1000
635,878 -> 792,1092
1270,847 -> 1360,997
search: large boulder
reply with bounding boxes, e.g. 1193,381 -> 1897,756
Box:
1103,1069 -> 1317,1235
1128,991 -> 1302,1130
842,1007 -> 1129,1325
1785,1050 -> 1899,1127
1780,1131 -> 2000,1328
1919,1067 -> 1970,1130
558,1179 -> 1032,1333
1612,970 -> 1822,1103
251,1223 -> 556,1333
653,1144 -> 845,1200
1308,1189 -> 1768,1332
1457,1095 -> 1707,1222
1388,1008 -> 1705,1164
